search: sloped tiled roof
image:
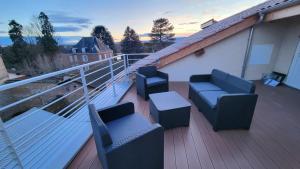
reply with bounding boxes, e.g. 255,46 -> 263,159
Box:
74,37 -> 112,53
135,0 -> 300,68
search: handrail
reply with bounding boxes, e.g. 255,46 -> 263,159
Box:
0,53 -> 153,168
0,54 -> 123,91
0,76 -> 82,113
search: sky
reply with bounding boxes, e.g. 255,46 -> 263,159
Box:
0,0 -> 266,44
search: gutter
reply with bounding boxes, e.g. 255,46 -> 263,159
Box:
241,13 -> 265,78
260,0 -> 300,15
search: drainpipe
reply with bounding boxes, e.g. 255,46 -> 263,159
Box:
241,13 -> 265,78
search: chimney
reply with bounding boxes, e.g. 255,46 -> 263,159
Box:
201,19 -> 217,29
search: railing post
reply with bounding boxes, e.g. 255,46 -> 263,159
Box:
0,118 -> 23,168
123,54 -> 129,81
79,67 -> 90,104
126,54 -> 130,69
109,58 -> 116,97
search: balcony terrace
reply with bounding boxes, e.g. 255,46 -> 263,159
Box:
69,81 -> 300,169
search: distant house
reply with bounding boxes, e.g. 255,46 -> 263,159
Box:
71,36 -> 113,61
56,37 -> 114,69
141,0 -> 300,90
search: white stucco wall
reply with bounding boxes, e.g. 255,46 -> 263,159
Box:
0,55 -> 8,81
244,22 -> 285,80
274,22 -> 300,74
160,29 -> 250,81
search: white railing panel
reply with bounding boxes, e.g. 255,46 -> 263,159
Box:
0,53 -> 153,169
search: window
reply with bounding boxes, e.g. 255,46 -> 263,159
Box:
82,55 -> 88,62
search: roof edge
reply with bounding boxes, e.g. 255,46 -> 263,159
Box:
157,15 -> 258,68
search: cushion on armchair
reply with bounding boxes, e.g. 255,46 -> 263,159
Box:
106,113 -> 153,145
146,77 -> 167,87
138,66 -> 157,77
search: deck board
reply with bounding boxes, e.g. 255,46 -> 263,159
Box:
68,82 -> 300,169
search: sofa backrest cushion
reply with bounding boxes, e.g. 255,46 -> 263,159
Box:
138,66 -> 157,77
211,69 -> 228,89
224,74 -> 255,93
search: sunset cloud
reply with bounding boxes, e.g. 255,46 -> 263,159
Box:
54,26 -> 82,32
178,21 -> 199,25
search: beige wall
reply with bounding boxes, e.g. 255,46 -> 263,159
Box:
244,18 -> 300,80
160,29 -> 250,81
0,55 -> 8,82
159,17 -> 300,82
274,22 -> 300,74
244,22 -> 285,80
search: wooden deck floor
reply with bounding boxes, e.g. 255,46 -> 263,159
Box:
68,82 -> 300,169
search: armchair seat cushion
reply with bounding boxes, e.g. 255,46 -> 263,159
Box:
190,82 -> 221,92
106,113 -> 152,144
146,77 -> 167,87
198,90 -> 228,108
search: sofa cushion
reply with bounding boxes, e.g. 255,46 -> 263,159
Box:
190,82 -> 221,92
138,66 -> 157,77
211,69 -> 228,88
146,77 -> 167,87
106,113 -> 152,144
198,90 -> 228,108
224,75 -> 255,93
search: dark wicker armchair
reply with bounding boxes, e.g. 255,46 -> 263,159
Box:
88,102 -> 164,169
136,66 -> 169,100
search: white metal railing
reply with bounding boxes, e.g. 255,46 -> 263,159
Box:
0,53 -> 156,169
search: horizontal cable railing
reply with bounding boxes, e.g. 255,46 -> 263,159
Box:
0,53 -> 157,169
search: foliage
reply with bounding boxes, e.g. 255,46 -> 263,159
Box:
5,20 -> 29,68
121,26 -> 143,54
3,13 -> 59,74
91,25 -> 116,53
36,12 -> 58,55
149,18 -> 175,51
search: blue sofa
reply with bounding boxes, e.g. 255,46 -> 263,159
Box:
189,69 -> 258,131
136,66 -> 169,100
88,102 -> 164,169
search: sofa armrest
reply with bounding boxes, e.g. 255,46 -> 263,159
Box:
98,102 -> 135,123
106,124 -> 164,168
214,93 -> 258,130
190,74 -> 211,82
157,71 -> 169,81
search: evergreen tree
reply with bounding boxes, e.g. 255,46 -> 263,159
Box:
91,25 -> 116,53
36,12 -> 58,55
149,18 -> 175,51
7,20 -> 28,65
121,26 -> 143,54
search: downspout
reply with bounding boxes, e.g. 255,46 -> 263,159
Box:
241,13 -> 265,78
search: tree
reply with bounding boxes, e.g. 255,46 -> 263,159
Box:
7,20 -> 28,65
121,26 -> 143,54
36,12 -> 58,55
91,25 -> 116,53
149,18 -> 175,51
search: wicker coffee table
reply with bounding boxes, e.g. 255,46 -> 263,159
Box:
149,91 -> 191,129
